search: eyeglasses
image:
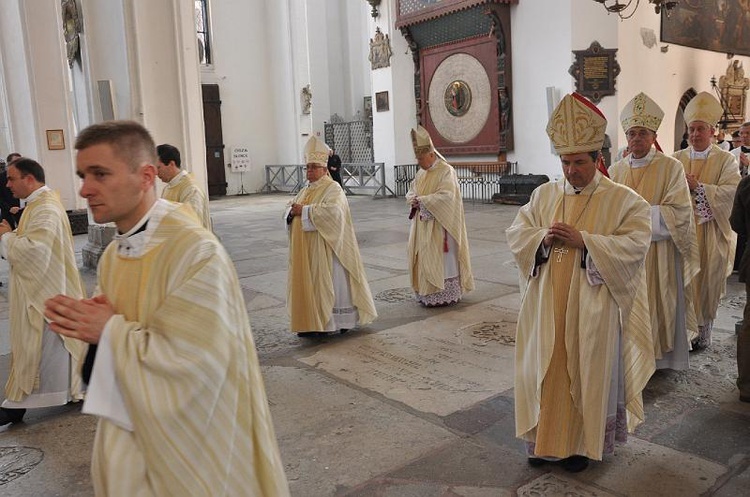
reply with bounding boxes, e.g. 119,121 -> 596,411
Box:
625,130 -> 653,139
305,165 -> 326,170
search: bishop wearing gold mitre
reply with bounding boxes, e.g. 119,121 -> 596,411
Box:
506,93 -> 654,473
673,91 -> 740,349
406,125 -> 474,307
609,92 -> 699,371
285,135 -> 377,336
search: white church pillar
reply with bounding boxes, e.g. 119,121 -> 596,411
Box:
0,0 -> 80,209
122,0 -> 207,191
370,0 -> 418,189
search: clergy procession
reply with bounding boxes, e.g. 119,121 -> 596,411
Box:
0,89 -> 747,494
0,95 -> 744,492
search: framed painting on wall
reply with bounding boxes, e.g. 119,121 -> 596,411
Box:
375,91 -> 389,112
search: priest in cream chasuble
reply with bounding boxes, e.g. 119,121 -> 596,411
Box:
406,125 -> 474,307
507,93 -> 654,470
285,136 -> 377,335
45,121 -> 289,497
673,92 -> 740,349
0,158 -> 86,427
610,92 -> 699,370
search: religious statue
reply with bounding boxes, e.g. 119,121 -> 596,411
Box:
368,27 -> 393,70
301,85 -> 312,115
62,0 -> 82,68
499,87 -> 511,135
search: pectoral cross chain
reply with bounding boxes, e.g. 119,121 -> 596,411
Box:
553,246 -> 568,262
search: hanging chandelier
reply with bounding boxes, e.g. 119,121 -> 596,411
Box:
593,0 -> 678,20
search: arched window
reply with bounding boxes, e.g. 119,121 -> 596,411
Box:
195,0 -> 212,65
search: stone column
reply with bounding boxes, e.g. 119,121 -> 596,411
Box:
82,225 -> 116,270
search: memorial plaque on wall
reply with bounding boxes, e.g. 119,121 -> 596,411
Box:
568,41 -> 620,104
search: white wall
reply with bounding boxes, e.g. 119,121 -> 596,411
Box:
201,0 -> 280,194
507,0 -> 576,181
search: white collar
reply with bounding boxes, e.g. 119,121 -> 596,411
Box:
113,199 -> 173,258
23,184 -> 51,203
629,147 -> 657,169
690,146 -> 712,159
166,170 -> 187,187
563,171 -> 602,195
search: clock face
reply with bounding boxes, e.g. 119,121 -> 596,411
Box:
428,53 -> 491,144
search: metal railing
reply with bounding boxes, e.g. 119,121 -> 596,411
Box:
263,163 -> 395,197
394,161 -> 518,202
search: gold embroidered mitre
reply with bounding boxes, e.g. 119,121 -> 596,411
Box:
304,136 -> 330,166
546,93 -> 607,155
620,92 -> 664,132
411,125 -> 435,156
683,91 -> 723,128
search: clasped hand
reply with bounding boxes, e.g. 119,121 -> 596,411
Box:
44,294 -> 115,344
289,203 -> 303,217
686,173 -> 699,192
544,222 -> 584,249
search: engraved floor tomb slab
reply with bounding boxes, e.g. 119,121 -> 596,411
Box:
299,303 -> 518,416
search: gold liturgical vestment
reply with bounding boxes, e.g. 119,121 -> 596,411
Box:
610,150 -> 700,357
161,172 -> 212,229
286,175 -> 376,332
406,159 -> 474,296
91,202 -> 288,497
506,174 -> 654,460
4,188 -> 85,402
673,145 -> 740,325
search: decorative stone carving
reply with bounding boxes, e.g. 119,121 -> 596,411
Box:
368,27 -> 393,70
718,60 -> 749,128
61,0 -> 82,68
301,84 -> 312,115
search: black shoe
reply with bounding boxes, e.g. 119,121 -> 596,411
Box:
527,457 -> 546,467
561,455 -> 589,473
296,332 -> 327,338
339,328 -> 350,334
740,395 -> 750,403
0,407 -> 26,426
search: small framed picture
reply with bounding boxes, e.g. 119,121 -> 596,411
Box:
375,91 -> 389,112
46,129 -> 65,150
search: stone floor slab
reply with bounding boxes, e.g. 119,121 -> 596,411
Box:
299,302 -> 516,416
576,436 -> 726,496
263,365 -> 455,497
517,473 -> 618,497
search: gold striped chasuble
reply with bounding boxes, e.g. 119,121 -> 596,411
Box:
4,189 -> 85,402
610,152 -> 699,357
286,175 -> 376,332
507,174 -> 654,460
673,145 -> 740,324
406,159 -> 474,296
161,172 -> 212,230
92,204 -> 289,497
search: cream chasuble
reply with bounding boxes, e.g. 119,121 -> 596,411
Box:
90,201 -> 288,497
610,150 -> 699,359
673,145 -> 740,325
3,188 -> 85,404
506,174 -> 654,460
161,171 -> 212,230
286,175 -> 376,332
406,159 -> 474,296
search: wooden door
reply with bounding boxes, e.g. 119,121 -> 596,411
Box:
202,84 -> 227,196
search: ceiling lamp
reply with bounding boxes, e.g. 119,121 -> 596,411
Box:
593,0 -> 678,20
